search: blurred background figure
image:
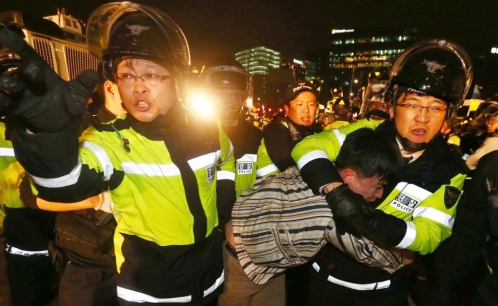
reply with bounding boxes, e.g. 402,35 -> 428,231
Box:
359,68 -> 391,121
198,56 -> 269,306
465,105 -> 498,170
329,97 -> 351,128
461,102 -> 498,156
318,112 -> 334,131
325,85 -> 344,114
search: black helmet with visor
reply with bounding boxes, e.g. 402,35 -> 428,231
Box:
387,39 -> 473,152
387,39 -> 473,120
86,2 -> 191,101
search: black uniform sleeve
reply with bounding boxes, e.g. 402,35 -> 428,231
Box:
432,152 -> 494,293
7,117 -> 115,203
263,123 -> 295,171
6,117 -> 82,178
216,179 -> 236,226
299,158 -> 342,194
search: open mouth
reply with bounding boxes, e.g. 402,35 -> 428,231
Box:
134,100 -> 151,111
411,128 -> 427,136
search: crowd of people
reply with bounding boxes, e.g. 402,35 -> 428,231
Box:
0,2 -> 497,306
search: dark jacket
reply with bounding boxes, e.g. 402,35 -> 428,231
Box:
433,150 -> 498,299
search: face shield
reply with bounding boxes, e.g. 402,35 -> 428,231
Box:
359,81 -> 390,120
201,65 -> 252,119
86,2 -> 190,78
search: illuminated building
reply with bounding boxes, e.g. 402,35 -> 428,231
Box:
235,46 -> 282,106
309,28 -> 420,99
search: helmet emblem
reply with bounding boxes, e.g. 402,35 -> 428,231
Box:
126,24 -> 151,35
422,59 -> 446,73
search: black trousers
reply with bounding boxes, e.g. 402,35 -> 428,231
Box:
58,249 -> 119,306
3,207 -> 56,306
306,265 -> 409,306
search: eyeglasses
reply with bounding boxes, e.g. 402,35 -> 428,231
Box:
396,103 -> 447,117
115,73 -> 171,86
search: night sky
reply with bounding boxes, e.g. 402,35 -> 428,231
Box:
1,0 -> 498,67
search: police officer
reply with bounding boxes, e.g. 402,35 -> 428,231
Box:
292,39 -> 472,305
431,148 -> 498,305
0,121 -> 56,306
197,56 -> 281,305
198,56 -> 261,200
325,85 -> 344,114
256,81 -> 318,179
18,76 -> 125,306
0,49 -> 56,306
0,2 -> 235,305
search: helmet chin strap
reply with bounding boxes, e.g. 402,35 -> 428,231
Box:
396,134 -> 429,153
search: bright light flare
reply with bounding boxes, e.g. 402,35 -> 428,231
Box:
188,90 -> 216,116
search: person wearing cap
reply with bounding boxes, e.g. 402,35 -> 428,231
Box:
256,81 -> 318,179
250,81 -> 317,303
291,39 -> 472,305
0,2 -> 235,305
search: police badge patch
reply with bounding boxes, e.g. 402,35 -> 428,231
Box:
444,186 -> 461,209
390,193 -> 419,213
206,165 -> 215,184
238,162 -> 253,175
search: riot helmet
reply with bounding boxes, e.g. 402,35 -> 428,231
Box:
199,56 -> 252,123
387,39 -> 473,119
387,39 -> 473,152
359,81 -> 390,120
86,2 -> 191,101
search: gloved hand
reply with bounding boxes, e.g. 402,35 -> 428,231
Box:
325,184 -> 376,238
0,26 -> 98,133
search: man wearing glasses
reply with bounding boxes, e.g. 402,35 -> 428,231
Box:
0,2 -> 235,305
292,39 -> 472,305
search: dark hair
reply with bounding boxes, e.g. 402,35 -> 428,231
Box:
335,128 -> 403,183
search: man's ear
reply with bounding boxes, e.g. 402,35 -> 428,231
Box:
104,81 -> 115,97
284,104 -> 290,114
341,168 -> 356,185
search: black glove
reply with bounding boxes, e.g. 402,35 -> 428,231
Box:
0,26 -> 98,133
325,184 -> 376,238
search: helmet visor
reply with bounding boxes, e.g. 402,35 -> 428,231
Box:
86,2 -> 190,67
209,71 -> 249,92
